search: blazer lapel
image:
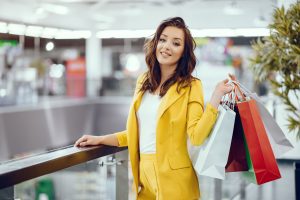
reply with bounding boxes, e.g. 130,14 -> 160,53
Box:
127,90 -> 144,192
133,89 -> 143,110
157,83 -> 187,120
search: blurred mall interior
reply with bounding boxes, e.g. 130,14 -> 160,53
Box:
0,0 -> 299,199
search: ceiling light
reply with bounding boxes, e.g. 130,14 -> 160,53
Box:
192,29 -> 235,37
46,41 -> 55,51
25,26 -> 43,37
0,22 -> 8,33
54,29 -> 73,39
8,23 -> 26,35
54,30 -> 91,39
191,28 -> 269,37
97,30 -> 154,38
96,29 -> 269,39
234,28 -> 269,37
41,27 -> 59,38
73,30 -> 91,39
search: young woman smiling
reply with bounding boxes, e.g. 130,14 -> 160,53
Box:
75,17 -> 234,200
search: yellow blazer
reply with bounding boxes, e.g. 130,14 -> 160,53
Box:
116,74 -> 218,199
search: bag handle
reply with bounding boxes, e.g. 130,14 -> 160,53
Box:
231,81 -> 247,102
231,80 -> 252,95
223,83 -> 236,110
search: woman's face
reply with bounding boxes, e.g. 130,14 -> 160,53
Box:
156,26 -> 185,70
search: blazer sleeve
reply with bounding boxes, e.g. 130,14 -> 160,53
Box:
187,79 -> 219,146
115,73 -> 145,147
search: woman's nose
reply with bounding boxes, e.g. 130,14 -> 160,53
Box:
162,41 -> 171,50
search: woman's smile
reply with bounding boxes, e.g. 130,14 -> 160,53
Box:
160,51 -> 171,57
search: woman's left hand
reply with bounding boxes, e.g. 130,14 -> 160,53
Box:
209,74 -> 236,109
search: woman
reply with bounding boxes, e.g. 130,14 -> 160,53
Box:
75,17 -> 233,200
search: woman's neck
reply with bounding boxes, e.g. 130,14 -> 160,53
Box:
160,65 -> 176,83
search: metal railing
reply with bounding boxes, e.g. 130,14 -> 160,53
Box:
0,145 -> 128,200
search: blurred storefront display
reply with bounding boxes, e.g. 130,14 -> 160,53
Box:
65,57 -> 86,97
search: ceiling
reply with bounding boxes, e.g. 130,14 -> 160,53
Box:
0,0 -> 278,32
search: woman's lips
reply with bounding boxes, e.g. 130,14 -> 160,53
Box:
161,52 -> 171,57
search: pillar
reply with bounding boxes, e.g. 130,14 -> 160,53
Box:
86,32 -> 102,97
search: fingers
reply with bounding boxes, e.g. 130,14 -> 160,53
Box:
228,73 -> 237,81
223,82 -> 234,95
222,79 -> 234,90
226,85 -> 234,93
74,135 -> 88,147
222,78 -> 229,84
78,141 -> 88,147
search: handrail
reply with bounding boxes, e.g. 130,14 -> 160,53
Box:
0,145 -> 127,189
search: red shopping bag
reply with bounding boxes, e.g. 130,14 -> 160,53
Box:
225,106 -> 248,172
237,98 -> 281,184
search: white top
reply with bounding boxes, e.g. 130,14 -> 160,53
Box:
137,91 -> 162,154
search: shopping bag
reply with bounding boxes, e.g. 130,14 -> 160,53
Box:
235,82 -> 293,158
237,97 -> 281,184
242,136 -> 265,184
192,104 -> 236,179
225,106 -> 249,172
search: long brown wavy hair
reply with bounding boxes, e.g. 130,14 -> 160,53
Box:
140,17 -> 197,97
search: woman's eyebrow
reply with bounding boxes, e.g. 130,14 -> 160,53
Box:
161,34 -> 182,41
174,38 -> 182,41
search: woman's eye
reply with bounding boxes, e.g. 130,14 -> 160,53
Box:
159,38 -> 166,42
174,42 -> 180,46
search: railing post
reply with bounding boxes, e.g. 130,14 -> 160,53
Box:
0,187 -> 14,200
295,161 -> 300,200
116,150 -> 128,200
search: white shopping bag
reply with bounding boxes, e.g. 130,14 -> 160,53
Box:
191,104 -> 236,179
236,82 -> 294,158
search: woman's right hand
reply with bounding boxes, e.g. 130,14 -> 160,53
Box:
209,78 -> 234,109
74,135 -> 103,147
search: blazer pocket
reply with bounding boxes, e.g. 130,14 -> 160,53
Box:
168,150 -> 192,170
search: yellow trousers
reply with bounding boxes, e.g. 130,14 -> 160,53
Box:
136,153 -> 200,200
137,154 -> 159,200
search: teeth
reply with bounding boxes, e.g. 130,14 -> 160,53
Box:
161,52 -> 170,56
